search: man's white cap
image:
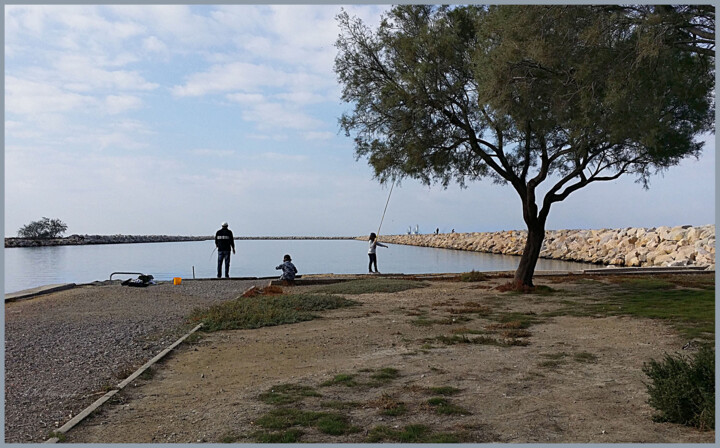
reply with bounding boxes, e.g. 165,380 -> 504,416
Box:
221,222 -> 229,227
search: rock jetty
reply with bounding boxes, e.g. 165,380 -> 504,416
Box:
367,224 -> 715,270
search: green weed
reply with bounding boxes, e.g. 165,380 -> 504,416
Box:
643,345 -> 715,430
320,373 -> 359,387
574,351 -> 598,363
428,386 -> 461,396
189,294 -> 357,332
258,383 -> 321,405
255,408 -> 358,436
460,270 -> 488,282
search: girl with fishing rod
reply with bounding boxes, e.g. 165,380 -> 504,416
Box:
368,180 -> 394,274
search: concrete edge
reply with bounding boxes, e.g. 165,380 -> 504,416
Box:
44,323 -> 204,443
5,283 -> 77,303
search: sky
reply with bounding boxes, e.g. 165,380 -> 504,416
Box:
3,4 -> 716,238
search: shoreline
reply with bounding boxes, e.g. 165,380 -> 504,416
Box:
5,224 -> 715,270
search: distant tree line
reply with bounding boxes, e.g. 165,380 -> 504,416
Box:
17,217 -> 68,239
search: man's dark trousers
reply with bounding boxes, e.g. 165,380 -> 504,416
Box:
217,251 -> 231,278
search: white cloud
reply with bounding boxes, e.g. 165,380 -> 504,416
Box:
255,152 -> 308,162
226,92 -> 265,104
105,95 -> 142,114
189,148 -> 236,157
5,76 -> 96,115
302,131 -> 334,141
237,101 -> 324,132
171,62 -> 286,97
142,35 -> 167,53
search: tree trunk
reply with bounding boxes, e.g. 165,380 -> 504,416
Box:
513,221 -> 546,288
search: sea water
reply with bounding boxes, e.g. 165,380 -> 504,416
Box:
4,239 -> 598,294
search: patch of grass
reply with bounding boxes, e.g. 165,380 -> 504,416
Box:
539,275 -> 715,341
501,329 -> 532,338
367,424 -> 465,443
314,278 -> 428,295
189,294 -> 358,332
540,352 -> 568,360
184,332 -> 204,344
138,367 -> 155,381
370,367 -> 400,383
258,383 -> 321,405
428,386 -> 461,396
47,432 -> 66,442
315,413 -> 360,435
256,408 -> 359,436
497,282 -> 558,295
372,393 -> 408,416
643,345 -> 714,430
412,315 -> 471,326
320,400 -> 362,410
460,270 -> 488,282
427,397 -> 471,415
252,429 -> 304,443
574,351 -> 598,363
538,359 -> 567,368
490,312 -> 542,329
320,373 -> 359,387
219,432 -> 238,443
450,327 -> 487,335
434,334 -> 500,346
448,302 -> 492,316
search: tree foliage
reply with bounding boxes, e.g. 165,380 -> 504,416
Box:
17,217 -> 68,239
335,5 -> 714,286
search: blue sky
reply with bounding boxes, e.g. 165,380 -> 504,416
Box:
4,4 -> 715,237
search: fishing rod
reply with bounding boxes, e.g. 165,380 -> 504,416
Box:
376,179 -> 395,237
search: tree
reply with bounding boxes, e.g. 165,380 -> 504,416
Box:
335,5 -> 714,287
18,217 -> 68,239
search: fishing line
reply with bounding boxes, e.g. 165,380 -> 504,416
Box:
377,179 -> 395,237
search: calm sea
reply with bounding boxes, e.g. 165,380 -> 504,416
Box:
4,239 -> 597,294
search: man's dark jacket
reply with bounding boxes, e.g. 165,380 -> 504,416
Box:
215,228 -> 235,251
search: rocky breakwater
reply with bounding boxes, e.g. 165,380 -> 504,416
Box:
5,234 -> 211,248
366,224 -> 715,269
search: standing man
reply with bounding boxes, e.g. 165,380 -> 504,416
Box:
215,222 -> 235,278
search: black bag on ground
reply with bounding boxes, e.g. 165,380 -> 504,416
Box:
121,274 -> 154,287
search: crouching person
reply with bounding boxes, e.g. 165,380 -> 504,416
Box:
276,254 -> 298,284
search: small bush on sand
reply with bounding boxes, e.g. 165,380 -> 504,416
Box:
643,346 -> 714,430
460,270 -> 488,282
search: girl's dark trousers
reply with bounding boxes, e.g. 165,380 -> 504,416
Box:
368,253 -> 378,272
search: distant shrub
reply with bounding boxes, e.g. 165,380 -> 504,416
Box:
460,270 -> 488,282
642,345 -> 714,430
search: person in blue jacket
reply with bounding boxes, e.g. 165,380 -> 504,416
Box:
276,254 -> 298,281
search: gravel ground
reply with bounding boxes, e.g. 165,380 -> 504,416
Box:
4,278 -> 270,443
